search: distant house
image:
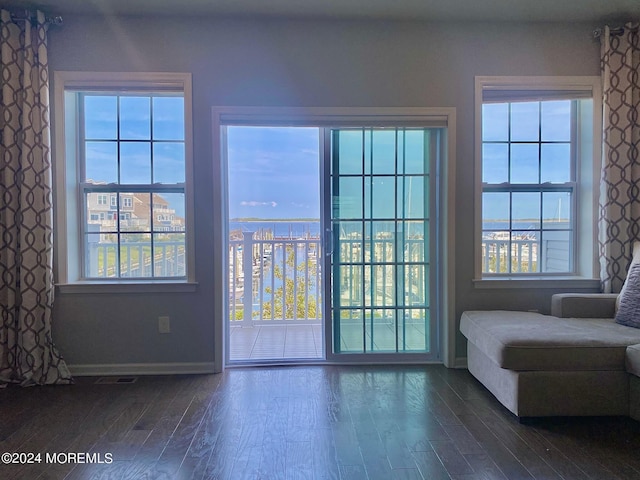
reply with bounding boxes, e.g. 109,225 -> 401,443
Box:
86,192 -> 184,233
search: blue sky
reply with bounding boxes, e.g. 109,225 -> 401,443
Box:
226,127 -> 430,220
227,126 -> 320,219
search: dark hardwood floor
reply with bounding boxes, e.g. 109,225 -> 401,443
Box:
1,365 -> 639,479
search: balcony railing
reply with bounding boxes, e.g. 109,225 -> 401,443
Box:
229,231 -> 322,326
87,241 -> 186,278
229,232 -> 569,325
482,237 -> 570,274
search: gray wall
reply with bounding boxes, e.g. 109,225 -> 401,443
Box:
49,16 -> 602,368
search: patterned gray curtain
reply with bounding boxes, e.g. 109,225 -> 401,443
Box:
0,10 -> 72,386
599,22 -> 640,293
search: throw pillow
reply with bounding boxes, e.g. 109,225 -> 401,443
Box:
615,262 -> 640,328
616,241 -> 640,315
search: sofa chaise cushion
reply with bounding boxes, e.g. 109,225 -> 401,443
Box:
460,310 -> 640,371
626,344 -> 640,377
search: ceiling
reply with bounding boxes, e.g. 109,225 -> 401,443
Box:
13,0 -> 640,23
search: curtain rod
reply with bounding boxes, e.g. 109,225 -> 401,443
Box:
8,12 -> 63,26
593,24 -> 638,39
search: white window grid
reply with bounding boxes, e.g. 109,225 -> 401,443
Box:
78,91 -> 187,279
481,100 -> 577,275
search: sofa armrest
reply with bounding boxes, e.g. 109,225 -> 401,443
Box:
551,293 -> 618,318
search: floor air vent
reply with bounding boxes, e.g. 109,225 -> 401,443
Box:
95,376 -> 138,384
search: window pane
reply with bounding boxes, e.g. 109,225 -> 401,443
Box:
120,142 -> 151,184
405,264 -> 427,306
153,142 -> 185,183
335,177 -> 362,219
85,142 -> 117,183
482,233 -> 510,273
339,310 -> 364,352
510,102 -> 540,141
370,308 -> 396,351
399,176 -> 426,219
364,129 -> 372,175
339,266 -> 362,307
482,103 -> 509,141
369,222 -> 395,264
371,177 -> 395,219
372,130 -> 396,175
85,232 -> 117,278
402,309 -> 427,351
543,192 -> 571,229
152,96 -> 184,141
541,100 -> 571,141
404,220 -> 426,263
396,130 -> 404,173
510,144 -> 539,184
337,221 -> 362,264
482,144 -> 508,183
336,130 -> 363,175
512,192 -> 540,228
541,230 -> 571,272
511,231 -> 540,273
85,192 -> 116,231
153,193 -> 185,232
120,233 -> 152,278
402,129 -> 427,174
84,96 -> 117,139
153,232 -> 186,277
119,96 -> 150,140
482,192 -> 509,228
371,264 -> 395,307
121,192 -> 150,232
541,144 -> 571,183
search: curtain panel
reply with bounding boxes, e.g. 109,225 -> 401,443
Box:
0,9 -> 71,386
599,22 -> 640,293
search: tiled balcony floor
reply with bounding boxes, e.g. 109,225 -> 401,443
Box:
228,322 -> 428,362
229,324 -> 323,361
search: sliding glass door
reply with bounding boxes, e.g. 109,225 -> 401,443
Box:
218,114 -> 448,367
328,128 -> 438,357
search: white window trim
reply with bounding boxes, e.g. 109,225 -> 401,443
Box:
53,71 -> 196,293
211,106 -> 457,372
473,76 -> 602,287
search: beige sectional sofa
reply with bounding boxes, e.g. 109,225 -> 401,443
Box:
461,293 -> 640,420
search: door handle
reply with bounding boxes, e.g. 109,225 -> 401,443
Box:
325,228 -> 334,257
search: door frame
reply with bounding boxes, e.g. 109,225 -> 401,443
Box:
212,107 -> 457,372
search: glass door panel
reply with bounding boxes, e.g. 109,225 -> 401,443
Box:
330,128 -> 434,355
225,126 -> 323,363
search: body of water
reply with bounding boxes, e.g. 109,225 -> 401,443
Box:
230,220 -> 569,239
230,220 -> 320,238
230,220 -> 410,239
483,221 -> 570,230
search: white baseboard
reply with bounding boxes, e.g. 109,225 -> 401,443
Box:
453,356 -> 468,369
68,362 -> 216,377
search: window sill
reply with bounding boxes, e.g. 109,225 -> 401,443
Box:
56,281 -> 198,294
473,277 -> 601,289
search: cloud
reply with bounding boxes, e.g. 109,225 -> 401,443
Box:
240,201 -> 277,207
